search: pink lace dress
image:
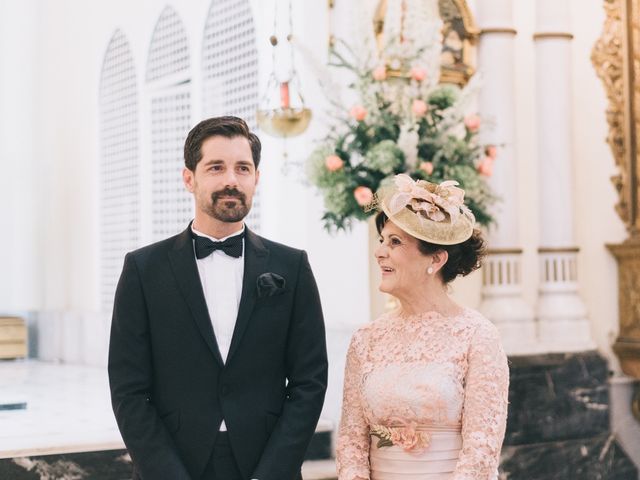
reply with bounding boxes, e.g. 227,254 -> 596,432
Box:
337,307 -> 509,480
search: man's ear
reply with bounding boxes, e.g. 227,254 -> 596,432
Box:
183,167 -> 194,193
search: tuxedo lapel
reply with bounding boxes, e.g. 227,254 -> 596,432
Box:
227,228 -> 269,364
168,226 -> 224,366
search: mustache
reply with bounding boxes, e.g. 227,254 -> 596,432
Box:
211,187 -> 246,204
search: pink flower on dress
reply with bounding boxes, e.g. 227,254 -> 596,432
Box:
419,161 -> 434,175
412,99 -> 428,117
464,114 -> 481,132
388,418 -> 431,453
410,67 -> 427,82
354,186 -> 374,206
373,65 -> 387,81
325,154 -> 344,172
477,157 -> 495,176
349,105 -> 367,122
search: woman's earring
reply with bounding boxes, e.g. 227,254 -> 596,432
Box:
427,267 -> 434,275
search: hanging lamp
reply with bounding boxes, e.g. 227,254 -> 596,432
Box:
256,0 -> 311,140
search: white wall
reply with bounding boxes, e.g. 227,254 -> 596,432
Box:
0,0 -> 41,312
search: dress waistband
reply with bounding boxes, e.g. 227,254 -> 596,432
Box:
370,423 -> 462,454
383,424 -> 462,433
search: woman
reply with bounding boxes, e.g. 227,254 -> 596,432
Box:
337,174 -> 509,480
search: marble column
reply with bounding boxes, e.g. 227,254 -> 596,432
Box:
534,0 -> 594,351
476,0 -> 536,354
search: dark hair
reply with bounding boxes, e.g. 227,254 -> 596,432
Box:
375,211 -> 486,284
183,116 -> 261,171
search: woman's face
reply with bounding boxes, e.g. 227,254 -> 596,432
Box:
374,220 -> 432,296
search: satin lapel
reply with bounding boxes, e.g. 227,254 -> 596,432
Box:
227,228 -> 269,364
167,226 -> 224,366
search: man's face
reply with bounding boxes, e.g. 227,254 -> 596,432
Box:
183,135 -> 259,223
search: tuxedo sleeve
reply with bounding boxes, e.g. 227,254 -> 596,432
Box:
252,250 -> 328,480
108,253 -> 192,480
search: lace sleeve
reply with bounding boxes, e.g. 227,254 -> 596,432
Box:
453,321 -> 509,480
336,332 -> 371,480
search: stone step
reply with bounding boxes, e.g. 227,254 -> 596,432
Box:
0,450 -> 339,480
302,459 -> 337,480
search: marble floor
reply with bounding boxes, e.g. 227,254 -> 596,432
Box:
0,360 -> 123,459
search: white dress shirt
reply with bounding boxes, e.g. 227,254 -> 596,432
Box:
191,224 -> 245,431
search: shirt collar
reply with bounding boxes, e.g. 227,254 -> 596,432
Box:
191,223 -> 245,242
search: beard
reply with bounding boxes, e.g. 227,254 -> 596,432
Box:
205,187 -> 250,222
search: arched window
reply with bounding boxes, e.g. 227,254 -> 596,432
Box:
147,6 -> 192,241
202,0 -> 261,231
99,30 -> 139,312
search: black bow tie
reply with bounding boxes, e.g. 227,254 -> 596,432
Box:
192,230 -> 244,259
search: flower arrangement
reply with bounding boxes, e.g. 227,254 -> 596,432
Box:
306,38 -> 497,232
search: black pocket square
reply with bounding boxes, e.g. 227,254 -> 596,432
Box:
256,272 -> 286,298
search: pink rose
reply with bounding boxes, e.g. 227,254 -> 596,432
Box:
477,157 -> 495,176
419,161 -> 434,175
412,99 -> 428,117
349,105 -> 367,122
372,65 -> 387,81
485,145 -> 497,159
410,67 -> 426,82
464,114 -> 481,132
325,154 -> 344,172
353,186 -> 374,206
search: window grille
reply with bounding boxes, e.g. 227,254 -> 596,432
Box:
99,30 -> 139,312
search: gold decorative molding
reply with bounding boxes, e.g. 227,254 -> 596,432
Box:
487,248 -> 523,255
533,32 -> 574,40
592,0 -> 636,236
538,247 -> 580,253
608,240 -> 640,391
480,28 -> 518,36
594,0 -> 640,407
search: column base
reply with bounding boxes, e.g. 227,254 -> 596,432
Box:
479,293 -> 538,355
538,317 -> 596,352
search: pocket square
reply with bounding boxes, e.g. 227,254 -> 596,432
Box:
256,272 -> 286,298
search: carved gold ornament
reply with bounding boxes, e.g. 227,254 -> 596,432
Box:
592,0 -> 639,237
594,0 -> 640,420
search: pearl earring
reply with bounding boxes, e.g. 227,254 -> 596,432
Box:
427,267 -> 434,275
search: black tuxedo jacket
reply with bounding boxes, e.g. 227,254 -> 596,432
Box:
108,226 -> 328,480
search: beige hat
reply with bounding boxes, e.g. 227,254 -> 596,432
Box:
372,174 -> 475,245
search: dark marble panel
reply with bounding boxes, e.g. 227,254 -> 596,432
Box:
506,350 -> 611,445
500,433 -> 638,480
0,449 -> 132,480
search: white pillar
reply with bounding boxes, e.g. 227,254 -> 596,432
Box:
534,0 -> 593,351
476,0 -> 536,354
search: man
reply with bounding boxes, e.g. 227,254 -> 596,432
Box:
108,116 -> 328,480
